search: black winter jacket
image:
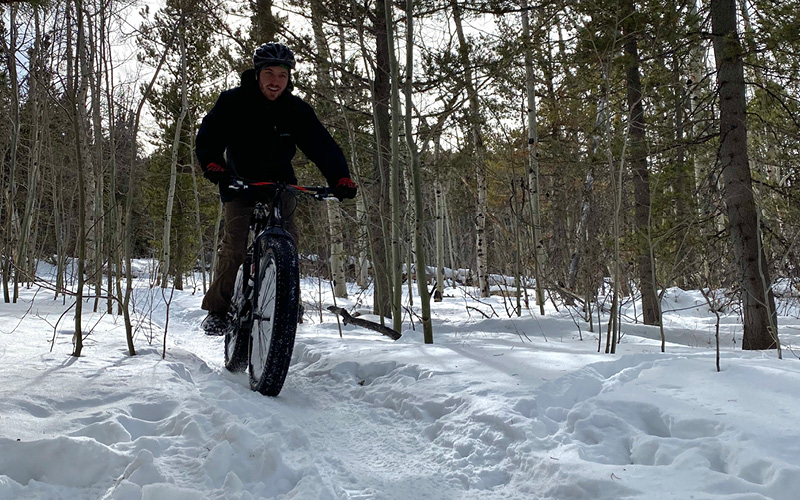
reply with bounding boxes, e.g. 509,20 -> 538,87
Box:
196,69 -> 349,201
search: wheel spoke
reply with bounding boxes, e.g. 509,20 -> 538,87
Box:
251,249 -> 277,381
246,236 -> 299,396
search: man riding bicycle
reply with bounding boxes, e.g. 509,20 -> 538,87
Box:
195,42 -> 357,335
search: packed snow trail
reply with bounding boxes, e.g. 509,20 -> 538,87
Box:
169,309 -> 548,500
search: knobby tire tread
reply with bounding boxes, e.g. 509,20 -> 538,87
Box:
249,236 -> 299,396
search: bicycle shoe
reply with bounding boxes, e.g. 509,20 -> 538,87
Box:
202,312 -> 229,336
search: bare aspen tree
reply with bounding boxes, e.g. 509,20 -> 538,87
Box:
70,0 -> 90,356
2,4 -> 21,303
451,0 -> 490,298
327,200 -> 347,298
330,24 -> 369,292
710,0 -> 778,350
605,65 -> 624,354
686,54 -> 705,203
53,166 -> 67,300
434,178 -> 445,302
87,8 -> 106,312
310,0 -> 347,298
121,26 -> 178,355
383,0 -> 403,332
75,14 -> 97,302
17,7 -> 44,297
403,172 -> 414,307
567,89 -> 599,295
97,5 -> 124,315
355,194 -> 370,289
443,185 -> 457,281
520,0 -> 545,314
161,26 -> 188,288
513,181 -> 523,316
403,0 -> 433,342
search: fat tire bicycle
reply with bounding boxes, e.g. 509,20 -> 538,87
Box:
223,178 -> 333,396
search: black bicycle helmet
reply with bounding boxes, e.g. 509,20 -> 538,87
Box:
253,43 -> 296,71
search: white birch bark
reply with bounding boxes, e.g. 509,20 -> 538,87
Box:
355,194 -> 370,289
384,0 -> 404,331
327,200 -> 347,298
71,0 -> 90,356
310,0 -> 347,299
520,0 -> 545,313
2,5 -> 22,302
17,7 -> 43,294
434,179 -> 444,302
451,0 -> 490,298
87,10 -> 105,310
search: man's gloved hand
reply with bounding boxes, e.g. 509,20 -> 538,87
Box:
203,162 -> 230,185
333,177 -> 358,200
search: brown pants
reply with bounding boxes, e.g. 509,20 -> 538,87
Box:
202,194 -> 298,313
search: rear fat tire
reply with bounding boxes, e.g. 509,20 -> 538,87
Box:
224,263 -> 251,372
249,236 -> 299,396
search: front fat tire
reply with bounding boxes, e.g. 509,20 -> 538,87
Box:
249,236 -> 299,397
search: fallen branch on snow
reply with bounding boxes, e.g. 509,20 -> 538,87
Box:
326,306 -> 402,341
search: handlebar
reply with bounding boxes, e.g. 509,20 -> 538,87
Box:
227,177 -> 334,200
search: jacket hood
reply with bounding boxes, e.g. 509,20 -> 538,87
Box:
241,68 -> 294,95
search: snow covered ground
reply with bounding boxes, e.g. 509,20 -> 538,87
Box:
1,267 -> 800,500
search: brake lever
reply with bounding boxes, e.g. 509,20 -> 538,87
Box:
228,178 -> 248,191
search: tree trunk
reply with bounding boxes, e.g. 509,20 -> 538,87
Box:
520,0 -> 546,314
3,5 -> 21,303
87,11 -> 106,312
383,0 -> 403,332
251,0 -> 280,43
333,24 -> 369,292
161,28 -> 188,288
71,0 -> 89,357
362,1 -> 392,321
623,0 -> 660,326
18,7 -> 43,296
451,0 -> 490,298
327,200 -> 347,298
434,179 -> 444,302
710,0 -> 778,350
403,0 -> 433,342
605,67 -> 622,354
310,0 -> 347,299
120,24 -> 177,356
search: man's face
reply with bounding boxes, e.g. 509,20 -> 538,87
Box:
258,66 -> 290,100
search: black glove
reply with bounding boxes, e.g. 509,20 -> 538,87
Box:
332,177 -> 358,200
203,162 -> 230,185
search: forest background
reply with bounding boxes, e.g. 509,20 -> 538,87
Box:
1,0 -> 798,353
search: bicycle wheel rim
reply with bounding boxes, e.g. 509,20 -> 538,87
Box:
250,249 -> 277,382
